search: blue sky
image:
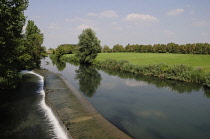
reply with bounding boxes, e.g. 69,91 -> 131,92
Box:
25,0 -> 210,48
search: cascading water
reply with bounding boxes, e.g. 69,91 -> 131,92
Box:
28,71 -> 69,139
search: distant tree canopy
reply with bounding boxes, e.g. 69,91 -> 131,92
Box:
102,45 -> 112,53
103,43 -> 210,54
76,28 -> 101,64
113,44 -> 125,52
54,44 -> 77,58
0,0 -> 45,89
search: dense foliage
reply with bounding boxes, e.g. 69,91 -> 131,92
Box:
0,0 -> 28,89
0,0 -> 45,89
76,28 -> 101,64
113,44 -> 124,52
18,20 -> 45,69
102,45 -> 111,53
102,43 -> 210,54
55,44 -> 77,58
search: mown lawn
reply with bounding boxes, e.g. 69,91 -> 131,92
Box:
95,53 -> 210,71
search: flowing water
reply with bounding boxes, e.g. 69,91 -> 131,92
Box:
0,71 -> 69,139
42,56 -> 210,139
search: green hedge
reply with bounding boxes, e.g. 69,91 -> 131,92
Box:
96,59 -> 210,87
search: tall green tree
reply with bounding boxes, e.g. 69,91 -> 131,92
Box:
0,0 -> 28,89
21,20 -> 44,69
76,28 -> 101,64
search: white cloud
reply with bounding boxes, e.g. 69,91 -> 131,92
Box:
88,10 -> 118,18
76,24 -> 95,30
125,13 -> 158,22
167,8 -> 184,16
87,12 -> 98,16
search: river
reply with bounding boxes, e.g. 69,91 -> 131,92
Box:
42,56 -> 210,139
0,71 -> 69,139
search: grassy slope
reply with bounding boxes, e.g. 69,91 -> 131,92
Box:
95,53 -> 210,71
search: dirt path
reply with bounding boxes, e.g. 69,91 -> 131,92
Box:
35,69 -> 131,139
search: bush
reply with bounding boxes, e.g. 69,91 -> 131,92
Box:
205,72 -> 210,87
96,58 -> 210,87
0,70 -> 22,90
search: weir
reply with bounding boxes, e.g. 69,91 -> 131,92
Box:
28,71 -> 70,139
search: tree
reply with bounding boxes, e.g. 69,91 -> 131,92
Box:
55,45 -> 65,58
76,28 -> 101,64
103,45 -> 111,53
20,20 -> 44,69
113,44 -> 124,52
0,0 -> 28,89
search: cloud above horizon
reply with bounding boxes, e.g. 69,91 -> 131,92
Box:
125,13 -> 158,23
25,0 -> 210,48
167,8 -> 184,16
88,10 -> 118,18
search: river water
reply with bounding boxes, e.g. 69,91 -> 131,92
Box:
0,71 -> 68,139
42,56 -> 210,139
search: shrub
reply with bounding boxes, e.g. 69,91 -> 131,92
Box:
0,70 -> 22,90
96,58 -> 209,87
205,72 -> 210,87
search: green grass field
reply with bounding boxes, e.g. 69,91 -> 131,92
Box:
95,53 -> 210,71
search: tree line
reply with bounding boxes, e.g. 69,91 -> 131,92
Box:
0,0 -> 45,89
54,42 -> 210,55
102,43 -> 210,54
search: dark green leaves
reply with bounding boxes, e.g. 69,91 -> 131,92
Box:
76,28 -> 101,64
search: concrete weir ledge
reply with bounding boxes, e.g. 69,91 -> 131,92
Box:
35,69 -> 131,139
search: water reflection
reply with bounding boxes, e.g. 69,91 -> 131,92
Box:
100,67 -> 208,94
48,55 -> 210,98
45,56 -> 210,139
50,55 -> 66,71
75,65 -> 102,97
204,86 -> 210,98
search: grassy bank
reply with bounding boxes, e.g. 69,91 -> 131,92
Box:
96,53 -> 210,71
61,53 -> 210,87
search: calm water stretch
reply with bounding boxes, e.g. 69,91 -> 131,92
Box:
42,56 -> 210,139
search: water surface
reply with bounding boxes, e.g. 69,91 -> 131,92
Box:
42,56 -> 210,139
0,71 -> 68,139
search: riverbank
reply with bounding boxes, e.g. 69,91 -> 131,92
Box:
35,69 -> 131,139
61,54 -> 210,88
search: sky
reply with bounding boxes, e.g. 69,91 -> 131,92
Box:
25,0 -> 210,49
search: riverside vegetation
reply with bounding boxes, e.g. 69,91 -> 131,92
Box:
0,0 -> 46,89
55,53 -> 210,88
52,36 -> 210,88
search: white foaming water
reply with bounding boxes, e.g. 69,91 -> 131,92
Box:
28,71 -> 69,139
